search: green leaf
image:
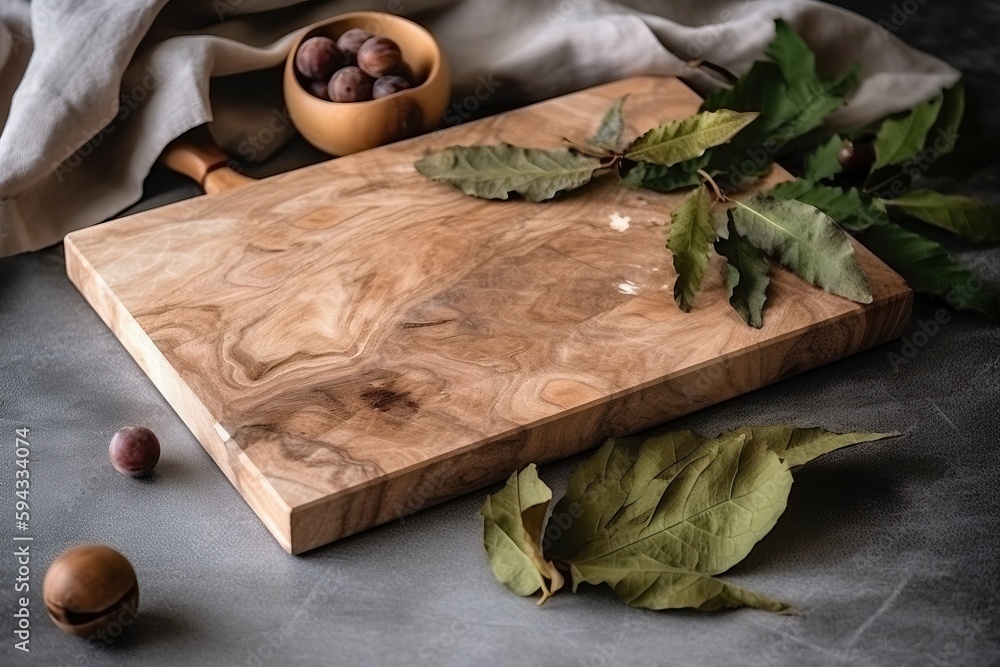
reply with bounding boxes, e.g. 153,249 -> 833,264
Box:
480,464 -> 565,603
926,82 -> 965,159
715,220 -> 771,328
589,95 -> 628,153
730,195 -> 873,303
701,20 -> 860,181
569,557 -> 792,613
702,61 -> 860,180
870,94 -> 944,172
883,190 -> 1000,243
668,186 -> 717,312
925,83 -> 994,179
719,426 -> 900,469
620,155 -> 708,193
569,434 -> 792,576
765,19 -> 818,84
770,180 -> 888,232
866,89 -> 955,195
803,135 -> 845,182
860,223 -> 1000,322
548,430 -> 706,564
550,433 -> 795,612
625,110 -> 760,167
416,144 -> 603,202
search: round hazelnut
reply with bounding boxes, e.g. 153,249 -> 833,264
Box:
43,545 -> 139,638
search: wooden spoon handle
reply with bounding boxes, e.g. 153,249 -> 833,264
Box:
161,133 -> 256,194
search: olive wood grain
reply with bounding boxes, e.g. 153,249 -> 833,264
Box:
65,77 -> 912,554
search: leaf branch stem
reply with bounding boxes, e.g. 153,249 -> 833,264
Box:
698,169 -> 728,203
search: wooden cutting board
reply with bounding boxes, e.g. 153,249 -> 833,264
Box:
65,77 -> 912,554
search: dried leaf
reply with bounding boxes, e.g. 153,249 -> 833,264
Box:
730,195 -> 873,304
490,424 -> 896,613
765,18 -> 820,83
770,180 -> 888,232
481,464 -> 565,603
803,135 -> 846,182
589,95 -> 628,153
883,189 -> 1000,243
719,426 -> 900,469
926,81 -> 965,159
860,223 -> 1000,322
550,432 -> 795,611
925,82 -> 990,179
569,557 -> 792,613
701,20 -> 860,179
620,155 -> 708,193
668,186 -> 717,312
416,144 -> 603,202
625,110 -> 759,167
870,95 -> 944,172
715,219 -> 771,328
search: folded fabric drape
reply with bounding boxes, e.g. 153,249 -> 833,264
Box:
0,0 -> 958,256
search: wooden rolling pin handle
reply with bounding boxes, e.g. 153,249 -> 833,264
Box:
161,136 -> 256,195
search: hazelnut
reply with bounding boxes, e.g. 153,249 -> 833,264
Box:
43,545 -> 139,638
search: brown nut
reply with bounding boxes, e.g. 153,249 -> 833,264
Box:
43,545 -> 139,638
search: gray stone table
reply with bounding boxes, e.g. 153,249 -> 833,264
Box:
2,1 -> 998,664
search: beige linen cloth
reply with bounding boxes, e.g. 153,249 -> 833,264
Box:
0,0 -> 958,256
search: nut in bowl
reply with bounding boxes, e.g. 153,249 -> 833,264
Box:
284,12 -> 451,156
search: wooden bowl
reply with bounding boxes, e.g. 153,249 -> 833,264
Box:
283,12 -> 451,156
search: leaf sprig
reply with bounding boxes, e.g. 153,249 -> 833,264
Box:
416,19 -> 1000,326
480,426 -> 899,612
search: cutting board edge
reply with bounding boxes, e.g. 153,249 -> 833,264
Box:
286,283 -> 912,554
64,236 -> 299,554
